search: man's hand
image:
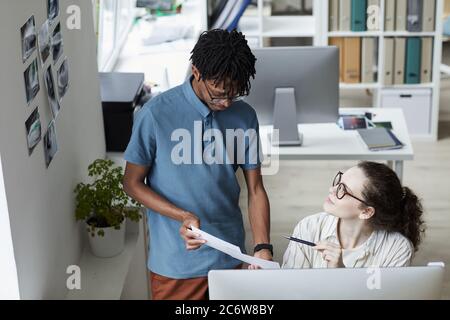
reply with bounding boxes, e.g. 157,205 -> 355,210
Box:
313,241 -> 345,268
248,249 -> 273,270
179,212 -> 206,250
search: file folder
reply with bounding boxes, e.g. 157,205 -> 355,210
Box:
385,0 -> 396,31
351,0 -> 367,31
421,37 -> 433,83
383,38 -> 394,85
329,0 -> 340,31
394,38 -> 406,85
329,37 -> 345,82
422,0 -> 436,32
405,37 -> 421,84
396,0 -> 408,31
340,0 -> 352,31
367,0 -> 380,31
407,0 -> 423,32
343,37 -> 361,83
362,37 -> 376,83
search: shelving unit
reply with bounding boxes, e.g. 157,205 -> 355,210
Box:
320,0 -> 444,140
237,0 -> 323,47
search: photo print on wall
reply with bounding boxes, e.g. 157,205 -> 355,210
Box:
51,22 -> 64,63
43,120 -> 58,168
21,15 -> 37,63
44,65 -> 60,118
38,20 -> 51,64
24,58 -> 40,104
57,58 -> 69,101
25,107 -> 42,156
48,0 -> 60,25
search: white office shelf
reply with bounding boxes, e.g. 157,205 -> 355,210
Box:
262,16 -> 316,37
321,0 -> 444,140
328,31 -> 382,37
340,83 -> 381,89
235,0 -> 323,46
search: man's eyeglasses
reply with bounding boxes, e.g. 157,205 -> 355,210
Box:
332,172 -> 371,207
203,80 -> 245,104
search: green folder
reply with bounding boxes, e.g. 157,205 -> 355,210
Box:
351,0 -> 367,31
405,37 -> 422,84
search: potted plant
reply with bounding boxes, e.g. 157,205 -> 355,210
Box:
74,159 -> 141,258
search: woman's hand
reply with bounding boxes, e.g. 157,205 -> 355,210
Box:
313,241 -> 345,268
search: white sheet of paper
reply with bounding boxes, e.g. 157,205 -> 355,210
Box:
191,226 -> 280,269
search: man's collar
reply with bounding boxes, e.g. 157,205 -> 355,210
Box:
182,76 -> 211,118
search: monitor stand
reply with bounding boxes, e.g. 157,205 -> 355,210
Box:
270,88 -> 303,146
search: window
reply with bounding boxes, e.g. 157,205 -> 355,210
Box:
97,0 -> 136,71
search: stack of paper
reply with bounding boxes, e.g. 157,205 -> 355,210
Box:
191,226 -> 280,269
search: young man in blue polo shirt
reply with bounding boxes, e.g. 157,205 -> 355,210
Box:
123,29 -> 271,300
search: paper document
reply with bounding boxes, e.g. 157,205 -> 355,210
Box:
191,226 -> 280,269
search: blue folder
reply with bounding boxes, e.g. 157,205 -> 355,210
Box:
351,0 -> 367,32
405,37 -> 422,84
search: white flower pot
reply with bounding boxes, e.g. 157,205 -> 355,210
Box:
86,219 -> 126,258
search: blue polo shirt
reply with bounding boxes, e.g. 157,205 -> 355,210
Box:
124,77 -> 262,279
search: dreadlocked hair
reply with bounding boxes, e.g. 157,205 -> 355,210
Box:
190,29 -> 256,96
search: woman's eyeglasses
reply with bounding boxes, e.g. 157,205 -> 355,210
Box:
332,172 -> 371,207
203,80 -> 245,104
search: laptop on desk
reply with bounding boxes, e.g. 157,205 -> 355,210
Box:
208,263 -> 445,300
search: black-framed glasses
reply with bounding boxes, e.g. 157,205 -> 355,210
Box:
203,80 -> 245,104
332,172 -> 371,207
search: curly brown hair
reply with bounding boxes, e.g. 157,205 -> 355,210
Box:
357,161 -> 426,251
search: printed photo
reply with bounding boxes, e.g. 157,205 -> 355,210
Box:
43,120 -> 58,168
48,0 -> 59,25
44,65 -> 60,118
24,59 -> 40,104
57,58 -> 69,101
38,20 -> 51,64
51,22 -> 64,63
21,16 -> 37,62
25,107 -> 42,156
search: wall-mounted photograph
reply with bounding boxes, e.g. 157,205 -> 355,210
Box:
57,58 -> 69,101
21,15 -> 37,63
24,58 -> 40,104
25,107 -> 42,156
47,0 -> 59,25
38,20 -> 51,64
43,120 -> 58,168
51,22 -> 64,63
44,65 -> 60,118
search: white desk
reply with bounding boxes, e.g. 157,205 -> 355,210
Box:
259,108 -> 414,181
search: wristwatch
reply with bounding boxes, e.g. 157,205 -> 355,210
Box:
254,243 -> 273,256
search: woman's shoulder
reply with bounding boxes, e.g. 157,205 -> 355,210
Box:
373,230 -> 415,258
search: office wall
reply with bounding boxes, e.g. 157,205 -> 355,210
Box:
0,0 -> 105,299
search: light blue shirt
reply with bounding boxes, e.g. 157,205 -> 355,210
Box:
124,77 -> 261,279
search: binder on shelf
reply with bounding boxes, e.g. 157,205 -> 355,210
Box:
407,0 -> 423,32
329,37 -> 345,82
329,0 -> 340,32
340,0 -> 352,31
394,37 -> 406,85
421,37 -> 433,83
227,0 -> 251,31
351,0 -> 367,31
362,37 -> 376,83
211,0 -> 238,29
405,37 -> 422,84
383,38 -> 395,85
396,0 -> 408,31
385,0 -> 396,31
367,0 -> 380,31
422,0 -> 436,32
343,37 -> 361,83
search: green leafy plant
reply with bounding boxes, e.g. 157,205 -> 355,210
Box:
74,159 -> 141,237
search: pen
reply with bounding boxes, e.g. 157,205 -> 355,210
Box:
283,236 -> 316,247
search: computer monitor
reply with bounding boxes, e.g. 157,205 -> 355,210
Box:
244,46 -> 340,146
208,264 -> 445,300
